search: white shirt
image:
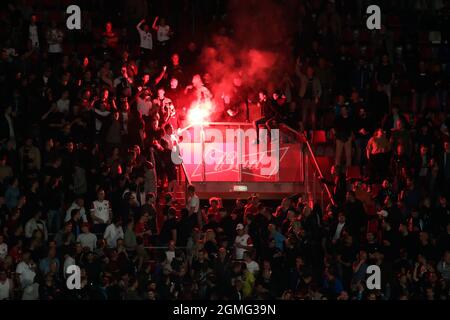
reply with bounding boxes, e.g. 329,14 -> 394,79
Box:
104,224 -> 124,248
65,202 -> 88,222
187,195 -> 200,213
137,96 -> 153,116
0,279 -> 11,300
157,25 -> 170,42
91,200 -> 111,224
166,250 -> 176,264
22,283 -> 39,300
56,98 -> 70,114
245,260 -> 260,274
77,232 -> 97,251
24,218 -> 47,239
47,29 -> 63,53
138,29 -> 153,50
234,234 -> 253,260
333,222 -> 345,240
16,261 -> 36,288
29,24 -> 39,48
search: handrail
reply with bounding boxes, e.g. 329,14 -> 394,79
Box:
180,162 -> 191,205
180,162 -> 191,186
279,124 -> 336,206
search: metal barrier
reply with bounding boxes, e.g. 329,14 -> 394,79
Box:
279,124 -> 335,207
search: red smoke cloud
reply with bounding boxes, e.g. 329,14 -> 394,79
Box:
197,0 -> 298,115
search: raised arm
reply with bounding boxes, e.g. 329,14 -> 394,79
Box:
152,17 -> 159,31
153,65 -> 167,86
136,19 -> 145,31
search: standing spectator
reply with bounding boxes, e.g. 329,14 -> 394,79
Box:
102,22 -> 119,53
354,107 -> 374,169
298,66 -> 322,130
333,105 -> 354,170
65,198 -> 87,223
15,251 -> 36,289
24,211 -> 47,240
244,251 -> 260,275
234,223 -> 253,260
136,18 -> 153,60
46,21 -> 64,63
0,270 -> 14,300
27,14 -> 41,50
186,185 -> 200,222
159,207 -> 178,245
254,90 -> 276,144
152,16 -> 173,63
90,189 -> 112,234
77,223 -> 97,251
103,218 -> 124,249
366,129 -> 392,182
376,54 -> 394,104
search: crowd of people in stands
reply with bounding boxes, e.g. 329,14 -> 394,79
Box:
0,0 -> 449,300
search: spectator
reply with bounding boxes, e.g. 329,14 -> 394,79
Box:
65,198 -> 87,223
46,21 -> 64,63
136,18 -> 153,58
90,189 -> 112,234
103,217 -> 124,249
244,251 -> 260,275
298,66 -> 322,130
77,223 -> 97,252
0,0 -> 449,301
24,210 -> 47,240
333,105 -> 354,170
234,223 -> 253,260
152,16 -> 173,63
0,270 -> 14,300
159,207 -> 178,245
366,129 -> 392,182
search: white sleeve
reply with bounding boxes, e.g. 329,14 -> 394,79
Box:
65,208 -> 72,222
16,263 -> 24,275
81,210 -> 88,223
103,226 -> 111,241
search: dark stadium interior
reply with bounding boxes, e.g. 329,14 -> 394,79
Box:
0,0 -> 449,301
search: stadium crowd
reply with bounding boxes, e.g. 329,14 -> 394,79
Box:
0,0 -> 449,300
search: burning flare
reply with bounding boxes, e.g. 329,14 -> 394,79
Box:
187,100 -> 213,125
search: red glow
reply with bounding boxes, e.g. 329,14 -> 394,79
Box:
187,100 -> 213,125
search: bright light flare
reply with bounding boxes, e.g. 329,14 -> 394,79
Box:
187,100 -> 213,125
